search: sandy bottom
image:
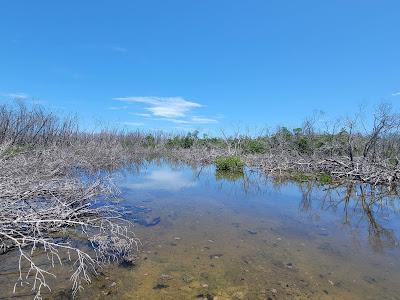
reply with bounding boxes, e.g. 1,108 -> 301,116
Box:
79,193 -> 400,300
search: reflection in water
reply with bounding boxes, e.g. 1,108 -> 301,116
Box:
323,184 -> 397,252
215,170 -> 244,181
105,163 -> 400,299
288,180 -> 400,253
125,164 -> 400,254
123,169 -> 196,191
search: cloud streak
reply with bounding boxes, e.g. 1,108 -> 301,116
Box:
191,116 -> 218,124
113,96 -> 218,125
108,105 -> 128,111
2,92 -> 29,100
114,96 -> 202,118
157,116 -> 218,124
392,91 -> 400,97
122,121 -> 143,126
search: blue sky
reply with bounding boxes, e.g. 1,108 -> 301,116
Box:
1,1 -> 399,134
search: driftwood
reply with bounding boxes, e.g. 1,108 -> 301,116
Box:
0,144 -> 140,299
253,153 -> 400,186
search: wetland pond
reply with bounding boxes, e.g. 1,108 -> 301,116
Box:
2,160 -> 400,299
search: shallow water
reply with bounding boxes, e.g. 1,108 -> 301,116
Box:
2,161 -> 400,299
80,161 -> 400,300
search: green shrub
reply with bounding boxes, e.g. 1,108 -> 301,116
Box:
166,131 -> 198,149
215,156 -> 245,172
166,136 -> 180,148
181,135 -> 195,148
166,136 -> 194,149
291,173 -> 314,182
143,135 -> 156,148
317,173 -> 333,184
242,139 -> 266,154
197,134 -> 224,147
295,137 -> 310,154
277,127 -> 293,141
293,128 -> 302,136
291,172 -> 333,184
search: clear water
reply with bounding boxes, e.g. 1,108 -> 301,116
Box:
2,161 -> 400,299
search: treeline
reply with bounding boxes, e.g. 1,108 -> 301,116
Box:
2,101 -> 400,181
162,103 -> 400,165
154,103 -> 400,186
0,101 -> 78,147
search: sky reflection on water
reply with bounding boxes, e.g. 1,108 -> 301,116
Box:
117,161 -> 400,255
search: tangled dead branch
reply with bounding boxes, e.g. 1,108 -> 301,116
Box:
250,153 -> 400,186
0,142 -> 139,299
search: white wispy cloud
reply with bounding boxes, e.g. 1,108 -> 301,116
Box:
191,116 -> 218,124
157,116 -> 217,124
392,91 -> 400,96
114,96 -> 202,118
131,112 -> 152,117
109,105 -> 128,111
113,96 -> 218,126
2,92 -> 29,100
159,118 -> 190,124
121,121 -> 144,126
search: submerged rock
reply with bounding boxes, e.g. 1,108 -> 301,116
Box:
363,275 -> 377,284
120,254 -> 137,267
134,216 -> 161,227
195,293 -> 214,299
286,262 -> 293,269
153,283 -> 169,289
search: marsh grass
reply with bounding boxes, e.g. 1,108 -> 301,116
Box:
215,156 -> 245,172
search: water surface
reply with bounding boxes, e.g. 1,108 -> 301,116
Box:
81,161 -> 400,299
2,161 -> 400,299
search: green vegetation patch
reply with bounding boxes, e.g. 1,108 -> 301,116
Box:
317,173 -> 333,184
290,172 -> 333,184
291,173 -> 314,182
242,139 -> 266,154
166,131 -> 199,149
166,136 -> 193,149
143,134 -> 156,148
215,156 -> 245,172
2,145 -> 31,157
